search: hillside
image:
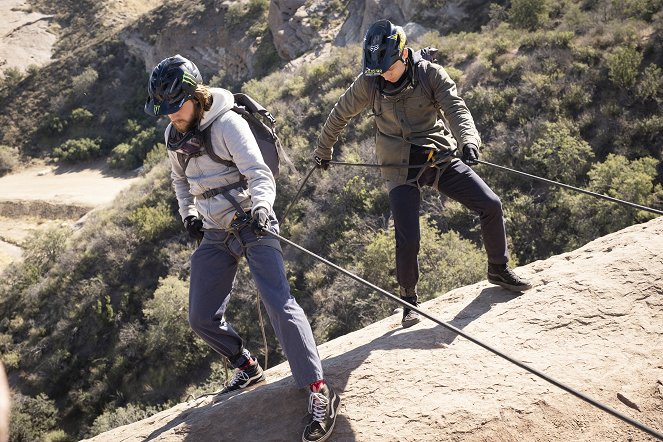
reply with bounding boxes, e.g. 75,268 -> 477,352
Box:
1,0 -> 662,440
83,217 -> 663,441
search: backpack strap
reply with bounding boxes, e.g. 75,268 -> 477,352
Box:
411,48 -> 438,108
234,93 -> 276,127
201,124 -> 235,167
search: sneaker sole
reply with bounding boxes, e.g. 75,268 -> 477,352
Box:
401,316 -> 421,328
213,373 -> 266,403
487,276 -> 532,292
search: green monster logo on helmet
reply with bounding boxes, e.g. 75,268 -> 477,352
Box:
182,72 -> 197,88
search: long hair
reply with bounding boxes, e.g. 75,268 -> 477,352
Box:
192,84 -> 213,126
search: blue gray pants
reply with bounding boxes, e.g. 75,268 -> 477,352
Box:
389,158 -> 509,290
188,216 -> 323,388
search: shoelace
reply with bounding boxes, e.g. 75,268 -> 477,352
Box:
308,391 -> 330,423
226,369 -> 249,387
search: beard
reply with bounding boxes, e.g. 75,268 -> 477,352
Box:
171,118 -> 195,134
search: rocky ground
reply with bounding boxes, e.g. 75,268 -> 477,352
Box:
82,216 -> 663,442
0,0 -> 56,75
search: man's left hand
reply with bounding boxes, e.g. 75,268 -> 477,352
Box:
251,207 -> 270,236
461,143 -> 479,166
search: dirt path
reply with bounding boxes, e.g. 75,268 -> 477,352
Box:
0,160 -> 141,272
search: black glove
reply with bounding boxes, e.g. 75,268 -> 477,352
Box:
314,155 -> 330,171
184,215 -> 204,242
251,207 -> 270,236
461,143 -> 479,166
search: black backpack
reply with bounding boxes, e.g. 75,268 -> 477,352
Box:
174,93 -> 282,177
369,47 -> 440,115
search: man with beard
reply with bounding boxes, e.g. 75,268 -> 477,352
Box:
145,55 -> 340,442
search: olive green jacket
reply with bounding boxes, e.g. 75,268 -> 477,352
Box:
314,55 -> 481,187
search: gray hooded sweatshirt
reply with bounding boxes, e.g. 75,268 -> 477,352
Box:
167,88 -> 275,230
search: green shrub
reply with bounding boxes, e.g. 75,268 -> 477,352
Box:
70,108 -> 93,123
605,45 -> 642,88
71,67 -> 98,94
143,276 -> 209,382
9,393 -> 60,442
360,216 -> 485,299
142,143 -> 167,173
636,63 -> 662,101
87,402 -> 161,436
108,128 -> 158,170
0,145 -> 18,176
1,67 -> 24,88
521,121 -> 595,184
21,227 -> 71,281
561,154 -> 663,244
128,202 -> 178,242
509,0 -> 551,30
52,138 -> 101,162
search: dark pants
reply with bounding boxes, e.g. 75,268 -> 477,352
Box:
389,159 -> 508,290
188,218 -> 323,388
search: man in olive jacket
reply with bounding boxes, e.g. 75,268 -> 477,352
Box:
314,20 -> 532,328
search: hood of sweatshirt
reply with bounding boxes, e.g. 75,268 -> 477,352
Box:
199,88 -> 234,130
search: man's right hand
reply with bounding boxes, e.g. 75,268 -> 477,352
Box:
184,215 -> 204,242
314,155 -> 330,171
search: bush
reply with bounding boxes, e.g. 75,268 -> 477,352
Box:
605,45 -> 642,89
315,216 -> 486,339
21,227 -> 71,281
0,145 -> 18,176
142,276 -> 209,383
70,108 -> 94,123
561,154 -> 663,245
9,393 -> 61,442
636,63 -> 662,101
52,138 -> 101,163
108,128 -> 158,170
142,143 -> 167,173
509,0 -> 551,30
87,402 -> 161,436
521,121 -> 595,184
128,202 -> 179,242
71,67 -> 98,94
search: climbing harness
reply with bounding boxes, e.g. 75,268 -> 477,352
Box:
280,157 -> 450,225
262,228 -> 663,441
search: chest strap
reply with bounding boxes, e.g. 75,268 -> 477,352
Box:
195,178 -> 248,214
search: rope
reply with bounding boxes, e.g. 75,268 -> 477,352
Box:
329,160 -> 432,169
324,158 -> 662,216
280,166 -> 317,226
476,159 -> 663,216
256,290 -> 269,370
264,229 -> 663,441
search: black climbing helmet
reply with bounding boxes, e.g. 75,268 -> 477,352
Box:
144,54 -> 202,116
362,19 -> 407,76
